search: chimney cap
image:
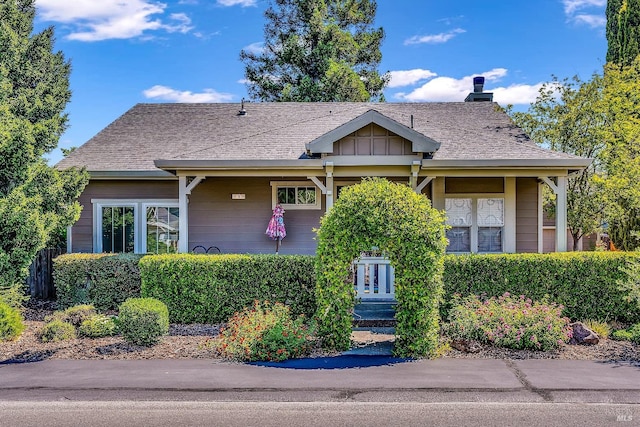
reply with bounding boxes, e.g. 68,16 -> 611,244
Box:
473,76 -> 485,93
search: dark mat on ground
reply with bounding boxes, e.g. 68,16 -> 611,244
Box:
249,355 -> 411,370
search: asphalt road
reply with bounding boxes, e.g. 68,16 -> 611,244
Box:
0,401 -> 637,427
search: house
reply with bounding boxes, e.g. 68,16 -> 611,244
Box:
57,82 -> 591,259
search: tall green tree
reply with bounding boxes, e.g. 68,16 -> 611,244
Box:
0,0 -> 88,304
607,0 -> 640,67
240,0 -> 389,102
597,57 -> 640,250
510,75 -> 607,250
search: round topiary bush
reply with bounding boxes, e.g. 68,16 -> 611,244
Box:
39,319 -> 77,342
315,177 -> 448,357
0,301 -> 25,341
117,297 -> 169,346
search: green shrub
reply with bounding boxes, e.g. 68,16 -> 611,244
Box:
611,323 -> 640,343
611,329 -> 634,341
54,253 -> 142,310
39,319 -> 76,342
140,254 -> 316,323
117,297 -> 169,346
0,301 -> 25,341
583,319 -> 611,339
442,252 -> 640,324
79,314 -> 117,338
444,293 -> 573,351
216,300 -> 314,362
315,178 -> 448,357
63,304 -> 97,327
0,284 -> 29,310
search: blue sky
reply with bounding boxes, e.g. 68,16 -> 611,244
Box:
33,0 -> 608,164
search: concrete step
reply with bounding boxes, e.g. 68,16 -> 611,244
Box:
353,301 -> 396,322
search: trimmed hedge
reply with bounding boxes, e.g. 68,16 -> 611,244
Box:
139,254 -> 316,323
53,253 -> 142,310
442,252 -> 640,323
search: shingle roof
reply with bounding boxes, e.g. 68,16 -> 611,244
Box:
57,102 -> 584,173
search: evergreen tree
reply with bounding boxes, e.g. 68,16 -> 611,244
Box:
241,0 -> 389,102
607,0 -> 640,66
0,0 -> 88,305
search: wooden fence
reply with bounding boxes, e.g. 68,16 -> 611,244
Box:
26,248 -> 65,300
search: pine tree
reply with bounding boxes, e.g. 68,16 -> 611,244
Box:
240,0 -> 389,102
606,0 -> 640,66
0,0 -> 88,305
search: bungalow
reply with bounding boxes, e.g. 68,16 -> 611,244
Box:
57,82 -> 591,259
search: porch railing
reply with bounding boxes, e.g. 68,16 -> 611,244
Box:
353,256 -> 395,300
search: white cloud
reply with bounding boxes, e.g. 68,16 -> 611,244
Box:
393,68 -> 544,105
143,85 -> 234,102
404,28 -> 465,45
243,42 -> 264,55
561,0 -> 606,28
388,69 -> 437,88
573,14 -> 607,27
216,0 -> 256,6
562,0 -> 606,15
36,0 -> 194,41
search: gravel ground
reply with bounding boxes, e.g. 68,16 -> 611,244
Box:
1,300 -> 639,363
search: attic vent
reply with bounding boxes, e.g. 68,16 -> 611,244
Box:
238,98 -> 247,116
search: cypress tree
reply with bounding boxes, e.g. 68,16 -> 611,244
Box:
606,0 -> 640,66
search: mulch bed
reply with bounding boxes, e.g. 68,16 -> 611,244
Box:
1,299 -> 639,363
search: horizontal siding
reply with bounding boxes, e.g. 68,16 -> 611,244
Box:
189,177 -> 322,255
516,178 -> 538,253
70,180 -> 178,253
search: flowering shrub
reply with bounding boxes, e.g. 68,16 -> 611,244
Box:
216,300 -> 314,362
444,292 -> 573,351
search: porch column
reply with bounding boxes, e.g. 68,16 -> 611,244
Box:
539,176 -> 568,252
178,176 -> 205,253
504,177 -> 516,253
556,176 -> 568,252
431,177 -> 445,210
325,162 -> 334,212
410,161 -> 420,191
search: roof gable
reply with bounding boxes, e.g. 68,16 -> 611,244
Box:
305,109 -> 440,155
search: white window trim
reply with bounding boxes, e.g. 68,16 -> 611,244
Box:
270,181 -> 321,210
92,199 -> 178,254
445,193 -> 505,254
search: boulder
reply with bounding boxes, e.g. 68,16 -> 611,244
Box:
450,339 -> 482,353
569,322 -> 600,345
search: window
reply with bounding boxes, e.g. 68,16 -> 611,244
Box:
477,198 -> 503,252
445,197 -> 504,253
93,200 -> 178,254
145,206 -> 180,254
270,182 -> 321,210
445,198 -> 472,252
101,206 -> 135,253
